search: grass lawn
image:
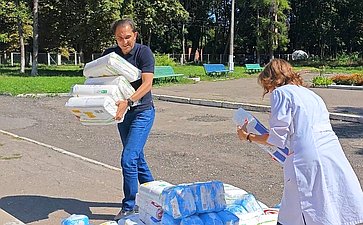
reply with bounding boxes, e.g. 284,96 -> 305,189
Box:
1,63 -> 361,95
0,65 -> 85,95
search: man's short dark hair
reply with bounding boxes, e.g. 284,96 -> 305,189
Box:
111,18 -> 137,34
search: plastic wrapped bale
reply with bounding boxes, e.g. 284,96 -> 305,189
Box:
234,194 -> 264,215
188,181 -> 226,213
70,84 -> 123,102
211,180 -> 227,211
180,215 -> 204,225
161,185 -> 196,219
216,210 -> 239,225
65,96 -> 125,125
199,212 -> 223,225
83,52 -> 141,82
161,213 -> 181,225
61,214 -> 89,225
84,76 -> 135,100
226,204 -> 248,215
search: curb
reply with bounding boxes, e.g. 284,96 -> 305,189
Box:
2,92 -> 362,124
327,85 -> 363,91
153,94 -> 363,124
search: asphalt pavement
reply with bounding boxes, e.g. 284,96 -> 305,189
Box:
0,74 -> 362,224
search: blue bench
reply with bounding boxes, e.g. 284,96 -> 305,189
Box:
245,64 -> 263,73
203,64 -> 229,76
154,66 -> 184,81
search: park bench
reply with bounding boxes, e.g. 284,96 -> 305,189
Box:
203,64 -> 229,76
245,64 -> 263,73
154,66 -> 184,81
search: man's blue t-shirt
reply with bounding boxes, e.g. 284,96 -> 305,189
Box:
103,43 -> 155,112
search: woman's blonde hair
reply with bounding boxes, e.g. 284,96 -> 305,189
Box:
258,58 -> 304,97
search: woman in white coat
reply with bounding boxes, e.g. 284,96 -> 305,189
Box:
237,59 -> 363,225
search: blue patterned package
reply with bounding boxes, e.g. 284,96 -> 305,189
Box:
161,213 -> 181,225
61,214 -> 89,225
188,182 -> 215,213
235,194 -> 264,214
211,181 -> 227,211
199,212 -> 223,225
161,185 -> 196,219
188,181 -> 226,213
233,107 -> 290,164
216,210 -> 239,225
180,215 -> 204,225
226,204 -> 248,215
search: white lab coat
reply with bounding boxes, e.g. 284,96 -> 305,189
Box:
266,85 -> 363,225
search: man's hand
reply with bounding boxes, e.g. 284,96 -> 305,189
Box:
115,100 -> 128,121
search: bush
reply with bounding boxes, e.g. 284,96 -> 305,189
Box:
312,75 -> 333,86
155,54 -> 177,66
331,73 -> 363,86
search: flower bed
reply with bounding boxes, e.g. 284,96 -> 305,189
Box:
331,73 -> 363,86
312,73 -> 363,87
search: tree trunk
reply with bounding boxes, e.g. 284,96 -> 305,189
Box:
181,23 -> 185,64
31,0 -> 39,76
147,29 -> 152,47
15,0 -> 25,73
256,9 -> 261,64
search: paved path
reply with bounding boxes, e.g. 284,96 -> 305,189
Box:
1,75 -> 362,224
153,76 -> 363,120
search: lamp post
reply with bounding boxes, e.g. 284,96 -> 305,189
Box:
228,0 -> 235,71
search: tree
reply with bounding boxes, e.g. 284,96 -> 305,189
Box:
15,0 -> 31,73
121,0 -> 189,52
0,0 -> 32,71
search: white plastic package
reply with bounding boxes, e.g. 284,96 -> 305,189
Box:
233,107 -> 290,165
85,76 -> 135,100
71,84 -> 123,102
83,52 -> 141,82
65,96 -> 126,125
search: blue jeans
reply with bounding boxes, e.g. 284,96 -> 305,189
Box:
117,107 -> 155,211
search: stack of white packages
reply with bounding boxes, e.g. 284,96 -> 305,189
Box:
65,52 -> 139,125
118,180 -> 278,225
160,181 -> 240,225
136,180 -> 174,225
223,183 -> 279,225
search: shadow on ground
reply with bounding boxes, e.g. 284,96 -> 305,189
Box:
0,67 -> 83,77
0,195 -> 121,223
332,106 -> 363,116
332,121 -> 363,155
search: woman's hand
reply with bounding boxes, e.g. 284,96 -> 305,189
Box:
115,100 -> 128,121
237,120 -> 249,141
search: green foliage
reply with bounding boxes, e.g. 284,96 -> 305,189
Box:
155,54 -> 177,66
121,0 -> 189,51
0,0 -> 32,51
311,75 -> 333,86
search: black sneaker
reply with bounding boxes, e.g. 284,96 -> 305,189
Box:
114,209 -> 136,221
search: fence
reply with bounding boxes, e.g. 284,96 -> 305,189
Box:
0,52 -> 86,66
0,52 -> 293,66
